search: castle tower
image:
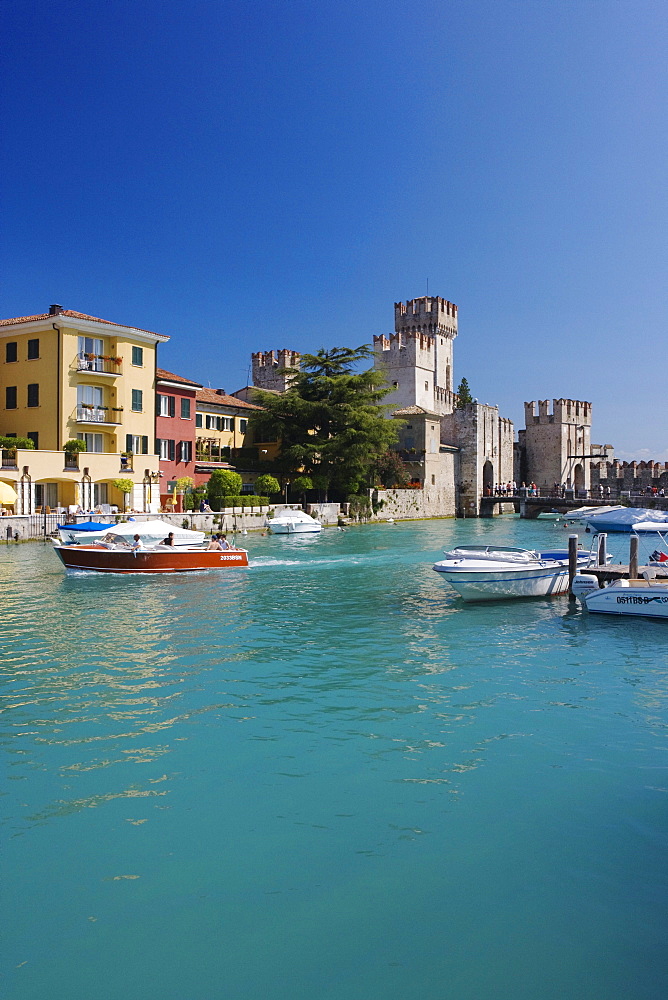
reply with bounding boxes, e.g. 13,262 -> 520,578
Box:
522,398 -> 593,491
373,296 -> 458,416
251,350 -> 300,392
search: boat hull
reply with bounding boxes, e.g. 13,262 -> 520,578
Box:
53,544 -> 248,574
574,575 -> 668,619
433,562 -> 570,601
268,522 -> 322,534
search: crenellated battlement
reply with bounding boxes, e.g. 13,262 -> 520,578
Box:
394,297 -> 458,339
373,331 -> 437,353
524,398 -> 592,426
252,349 -> 300,392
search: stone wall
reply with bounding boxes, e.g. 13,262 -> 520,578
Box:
372,483 -> 456,520
591,460 -> 668,493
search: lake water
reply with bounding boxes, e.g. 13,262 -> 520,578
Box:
2,518 -> 667,1000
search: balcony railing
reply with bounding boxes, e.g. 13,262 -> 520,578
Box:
76,406 -> 123,424
1,449 -> 17,468
76,353 -> 123,375
64,454 -> 79,470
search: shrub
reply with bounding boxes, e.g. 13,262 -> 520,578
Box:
255,474 -> 281,497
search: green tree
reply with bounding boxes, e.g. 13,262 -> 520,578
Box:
249,346 -> 398,498
373,450 -> 409,488
207,469 -> 242,509
63,439 -> 88,453
456,377 -> 473,408
112,478 -> 134,512
255,474 -> 281,497
291,475 -> 313,502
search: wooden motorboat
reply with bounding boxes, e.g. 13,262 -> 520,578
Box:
53,541 -> 248,574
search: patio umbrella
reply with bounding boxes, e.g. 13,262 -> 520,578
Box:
0,481 -> 18,505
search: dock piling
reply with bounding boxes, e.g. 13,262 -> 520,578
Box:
568,534 -> 579,600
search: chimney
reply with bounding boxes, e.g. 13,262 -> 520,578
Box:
215,388 -> 226,395
49,304 -> 63,315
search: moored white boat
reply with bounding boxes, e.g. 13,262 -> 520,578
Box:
432,544 -> 598,602
57,518 -> 205,547
267,510 -> 322,534
572,572 -> 668,619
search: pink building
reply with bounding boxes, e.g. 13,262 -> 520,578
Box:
155,369 -> 202,506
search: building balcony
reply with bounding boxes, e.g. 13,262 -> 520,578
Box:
76,353 -> 123,376
75,406 -> 124,425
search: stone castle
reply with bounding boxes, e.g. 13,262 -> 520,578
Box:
251,295 -> 515,516
249,294 -> 663,513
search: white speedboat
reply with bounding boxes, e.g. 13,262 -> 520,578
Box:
57,518 -> 205,547
432,544 -> 598,602
573,572 -> 668,620
267,510 -> 322,534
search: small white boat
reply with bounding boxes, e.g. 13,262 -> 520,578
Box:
267,510 -> 322,534
57,518 -> 205,547
559,504 -> 624,525
432,544 -> 598,602
573,571 -> 668,620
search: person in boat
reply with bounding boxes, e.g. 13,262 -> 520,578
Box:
220,534 -> 231,550
130,533 -> 144,551
162,532 -> 175,546
207,534 -> 223,550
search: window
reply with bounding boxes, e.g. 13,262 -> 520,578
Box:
158,438 -> 175,460
27,384 -> 39,407
181,398 -> 191,419
27,431 -> 39,449
93,483 -> 108,506
27,339 -> 40,359
158,394 -> 175,417
195,413 -> 202,428
5,342 -> 17,363
131,346 -> 143,366
239,418 -> 247,433
393,381 -> 398,388
179,441 -> 192,462
77,433 -> 103,452
126,434 -> 149,455
77,336 -> 105,371
431,475 -> 435,485
5,386 -> 17,409
425,382 -> 429,391
131,389 -> 143,412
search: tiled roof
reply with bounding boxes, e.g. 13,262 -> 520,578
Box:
0,308 -> 169,339
392,405 -> 430,415
156,368 -> 202,388
196,387 -> 263,410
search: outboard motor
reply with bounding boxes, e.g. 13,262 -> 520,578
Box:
571,573 -> 599,604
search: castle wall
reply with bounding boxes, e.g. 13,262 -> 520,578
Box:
441,402 -> 514,511
522,398 -> 592,489
591,460 -> 668,493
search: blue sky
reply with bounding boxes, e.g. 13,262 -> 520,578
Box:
2,0 -> 666,459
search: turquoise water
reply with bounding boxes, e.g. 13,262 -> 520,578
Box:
2,519 -> 667,1000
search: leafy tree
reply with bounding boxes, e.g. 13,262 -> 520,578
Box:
255,474 -> 281,497
249,346 -> 398,498
207,469 -> 242,509
112,478 -> 134,512
456,377 -> 473,408
373,450 -> 409,488
291,475 -> 313,502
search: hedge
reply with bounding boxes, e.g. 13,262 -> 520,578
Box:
211,496 -> 271,509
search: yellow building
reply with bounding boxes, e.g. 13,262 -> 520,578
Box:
0,304 -> 167,513
194,387 -> 280,490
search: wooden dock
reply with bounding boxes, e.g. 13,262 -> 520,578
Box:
582,564 -> 668,583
